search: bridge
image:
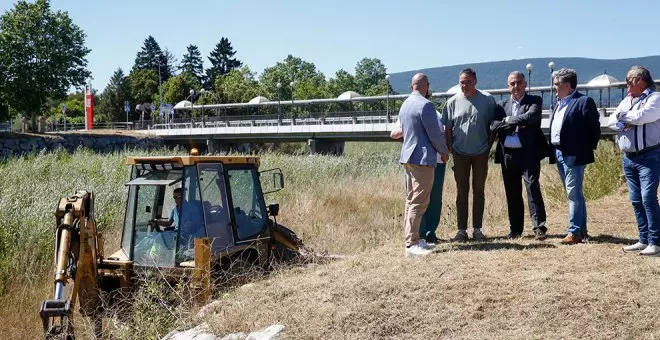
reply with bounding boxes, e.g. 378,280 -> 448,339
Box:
140,80 -> 635,154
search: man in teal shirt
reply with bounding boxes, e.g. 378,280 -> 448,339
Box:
442,68 -> 500,241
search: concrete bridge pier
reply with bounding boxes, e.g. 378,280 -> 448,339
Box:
307,139 -> 344,155
206,139 -> 254,155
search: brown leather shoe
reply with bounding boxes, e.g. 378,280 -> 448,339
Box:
560,233 -> 583,244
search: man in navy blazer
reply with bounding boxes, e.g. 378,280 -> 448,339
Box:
548,68 -> 601,244
399,73 -> 448,256
491,71 -> 550,240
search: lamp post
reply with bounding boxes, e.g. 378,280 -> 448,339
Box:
526,63 -> 533,93
156,57 -> 163,117
548,61 -> 555,109
276,82 -> 282,124
290,81 -> 295,125
200,88 -> 206,128
189,89 -> 195,125
385,74 -> 391,122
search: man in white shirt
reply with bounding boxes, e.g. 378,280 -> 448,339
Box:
608,65 -> 660,256
491,71 -> 549,240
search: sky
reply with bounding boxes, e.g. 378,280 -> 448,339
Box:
2,0 -> 660,92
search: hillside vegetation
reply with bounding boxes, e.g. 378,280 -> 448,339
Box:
389,55 -> 660,93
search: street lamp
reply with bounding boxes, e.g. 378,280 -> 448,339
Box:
290,81 -> 295,125
189,89 -> 195,123
526,63 -> 533,93
156,57 -> 163,118
548,61 -> 556,108
276,82 -> 282,124
200,88 -> 206,128
385,74 -> 391,122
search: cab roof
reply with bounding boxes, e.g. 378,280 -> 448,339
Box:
127,156 -> 260,166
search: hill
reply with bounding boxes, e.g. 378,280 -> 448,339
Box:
389,55 -> 660,93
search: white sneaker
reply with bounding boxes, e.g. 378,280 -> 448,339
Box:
639,244 -> 660,256
405,244 -> 432,257
623,242 -> 647,253
418,239 -> 436,250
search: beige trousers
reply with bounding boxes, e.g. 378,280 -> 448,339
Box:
403,163 -> 435,247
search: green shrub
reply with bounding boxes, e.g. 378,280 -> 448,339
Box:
542,141 -> 623,205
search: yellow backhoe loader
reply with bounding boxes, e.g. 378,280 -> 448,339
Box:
39,153 -> 302,339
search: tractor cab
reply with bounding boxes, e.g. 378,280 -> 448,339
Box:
119,155 -> 284,268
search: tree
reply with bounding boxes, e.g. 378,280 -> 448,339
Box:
206,37 -> 242,87
214,66 -> 259,104
179,44 -> 204,84
160,73 -> 201,106
132,36 -> 173,81
0,0 -> 91,127
96,68 -> 130,122
327,69 -> 357,97
354,57 -> 391,95
259,55 -> 327,102
48,91 -> 84,122
128,69 -> 159,105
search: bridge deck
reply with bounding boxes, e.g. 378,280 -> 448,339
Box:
147,110 -> 616,142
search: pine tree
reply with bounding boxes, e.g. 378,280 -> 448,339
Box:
179,44 -> 204,84
206,37 -> 242,87
97,68 -> 130,122
132,36 -> 173,81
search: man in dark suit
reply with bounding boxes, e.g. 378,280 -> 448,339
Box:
492,71 -> 550,240
548,68 -> 601,244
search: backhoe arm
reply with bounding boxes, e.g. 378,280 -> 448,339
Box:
40,191 -> 101,339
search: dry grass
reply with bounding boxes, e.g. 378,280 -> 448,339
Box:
201,192 -> 660,339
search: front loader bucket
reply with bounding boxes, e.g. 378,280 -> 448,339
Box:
271,224 -> 304,262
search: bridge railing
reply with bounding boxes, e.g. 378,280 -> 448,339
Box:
46,80 -> 647,132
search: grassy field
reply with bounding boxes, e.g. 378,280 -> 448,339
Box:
2,141 -> 658,339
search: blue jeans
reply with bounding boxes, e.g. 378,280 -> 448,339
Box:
555,149 -> 587,236
623,148 -> 660,246
420,163 -> 446,240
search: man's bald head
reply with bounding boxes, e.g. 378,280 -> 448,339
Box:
411,73 -> 430,95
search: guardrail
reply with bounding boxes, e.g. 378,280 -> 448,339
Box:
46,122 -> 134,132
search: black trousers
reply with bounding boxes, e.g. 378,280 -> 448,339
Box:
501,148 -> 547,234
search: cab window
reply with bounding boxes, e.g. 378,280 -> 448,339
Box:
227,167 -> 267,241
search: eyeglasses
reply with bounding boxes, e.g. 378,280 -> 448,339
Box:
626,77 -> 640,84
173,195 -> 181,200
553,82 -> 562,86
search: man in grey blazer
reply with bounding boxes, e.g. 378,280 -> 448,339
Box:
399,73 -> 448,256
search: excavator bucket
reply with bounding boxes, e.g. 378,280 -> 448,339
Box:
40,299 -> 73,339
